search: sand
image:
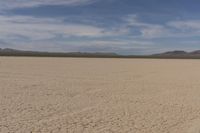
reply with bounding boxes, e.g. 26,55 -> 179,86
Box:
1,57 -> 200,133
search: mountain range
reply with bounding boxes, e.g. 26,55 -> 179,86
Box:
0,48 -> 119,58
1,48 -> 200,59
153,50 -> 200,58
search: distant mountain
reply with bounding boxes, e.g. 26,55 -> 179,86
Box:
3,48 -> 200,59
155,50 -> 188,56
0,48 -> 119,57
189,50 -> 200,55
0,48 -> 19,52
153,50 -> 200,58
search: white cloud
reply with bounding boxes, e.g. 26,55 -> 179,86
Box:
122,14 -> 170,38
168,20 -> 200,31
123,15 -> 200,39
4,14 -> 200,53
0,15 -> 142,52
140,25 -> 168,38
0,15 -> 155,53
0,15 -> 109,40
166,20 -> 200,38
0,0 -> 97,10
85,40 -> 154,47
0,14 -> 168,53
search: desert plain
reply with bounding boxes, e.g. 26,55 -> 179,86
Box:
1,57 -> 200,133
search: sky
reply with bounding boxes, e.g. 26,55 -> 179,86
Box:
1,0 -> 200,55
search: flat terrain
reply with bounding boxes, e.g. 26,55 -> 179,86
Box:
1,57 -> 200,133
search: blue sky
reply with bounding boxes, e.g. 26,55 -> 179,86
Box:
1,0 -> 200,54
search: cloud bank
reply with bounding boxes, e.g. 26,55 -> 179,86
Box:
0,0 -> 97,10
1,0 -> 200,54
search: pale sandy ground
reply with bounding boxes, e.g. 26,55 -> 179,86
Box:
1,57 -> 200,133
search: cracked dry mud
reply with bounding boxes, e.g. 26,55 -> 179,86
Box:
1,57 -> 200,133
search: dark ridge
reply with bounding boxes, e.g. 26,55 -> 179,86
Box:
189,50 -> 200,55
2,48 -> 200,59
0,48 -> 121,58
152,50 -> 200,59
155,50 -> 188,56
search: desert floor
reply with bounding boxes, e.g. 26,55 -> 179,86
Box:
1,57 -> 200,133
